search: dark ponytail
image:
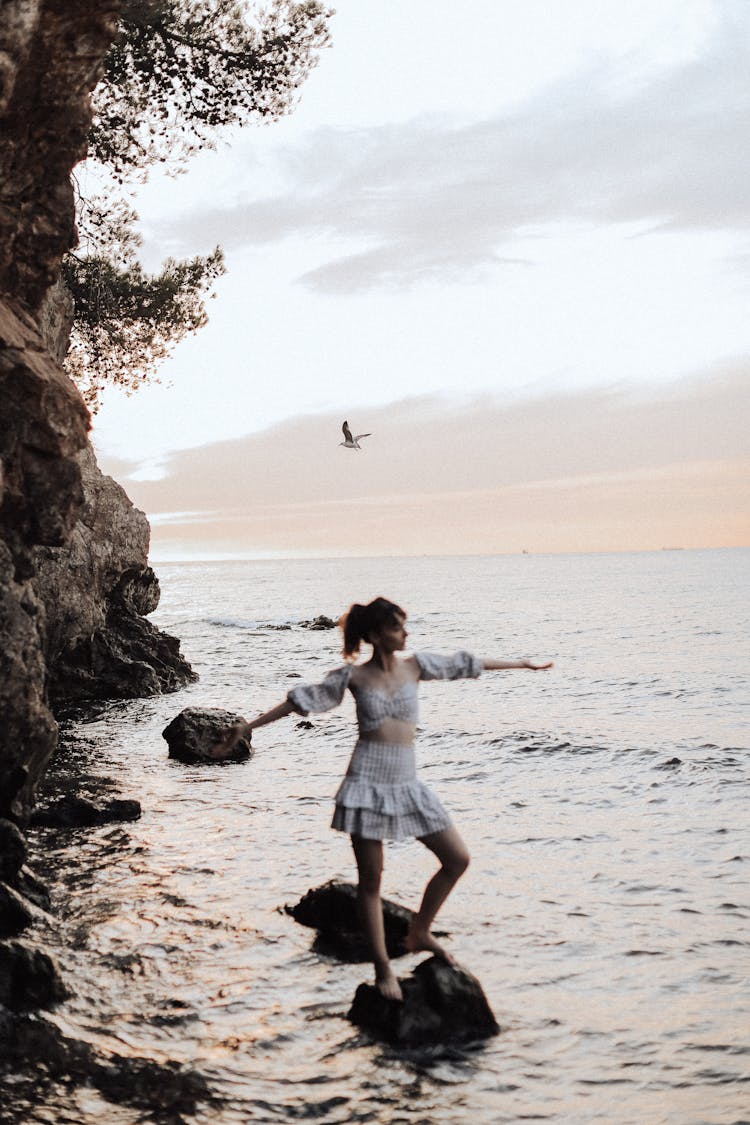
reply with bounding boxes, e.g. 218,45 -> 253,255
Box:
340,597 -> 406,660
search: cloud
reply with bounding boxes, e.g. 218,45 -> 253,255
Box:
159,9 -> 750,292
100,364 -> 750,556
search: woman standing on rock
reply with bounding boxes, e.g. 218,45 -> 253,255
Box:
212,597 -> 552,1001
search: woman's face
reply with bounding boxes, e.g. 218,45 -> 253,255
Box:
372,613 -> 408,653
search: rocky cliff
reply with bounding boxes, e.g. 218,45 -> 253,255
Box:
0,3 -> 195,814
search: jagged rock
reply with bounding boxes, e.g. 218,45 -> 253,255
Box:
33,445 -> 198,706
14,864 -> 51,912
0,882 -> 36,936
0,818 -> 26,882
30,795 -> 141,829
162,708 -> 254,764
348,956 -> 500,1047
300,615 -> 338,630
0,2 -> 120,823
285,880 -> 418,961
0,940 -> 67,1010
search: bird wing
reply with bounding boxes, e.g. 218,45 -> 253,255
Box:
342,420 -> 353,442
354,433 -> 371,441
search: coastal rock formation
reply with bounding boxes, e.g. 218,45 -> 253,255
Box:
32,444 -> 197,706
0,1 -> 196,835
286,880 -> 421,961
162,708 -> 253,763
0,1 -> 121,828
348,955 -> 500,1047
0,0 -> 199,1031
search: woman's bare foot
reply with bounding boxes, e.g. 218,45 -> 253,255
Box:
405,927 -> 457,965
375,962 -> 403,1002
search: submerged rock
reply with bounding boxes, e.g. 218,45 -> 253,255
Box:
0,940 -> 67,1010
286,880 -> 417,961
299,615 -> 338,630
162,708 -> 254,764
349,955 -> 500,1047
30,795 -> 141,829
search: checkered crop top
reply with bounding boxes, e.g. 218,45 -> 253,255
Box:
287,650 -> 483,733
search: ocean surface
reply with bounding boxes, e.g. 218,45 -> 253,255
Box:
11,549 -> 750,1123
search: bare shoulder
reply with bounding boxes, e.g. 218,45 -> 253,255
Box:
348,662 -> 365,687
403,654 -> 421,681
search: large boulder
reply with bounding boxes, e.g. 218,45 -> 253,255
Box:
349,955 -> 500,1047
286,880 -> 422,961
162,708 -> 253,764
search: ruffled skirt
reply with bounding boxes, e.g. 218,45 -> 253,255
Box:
331,740 -> 452,841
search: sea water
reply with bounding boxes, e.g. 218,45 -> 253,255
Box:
11,549 -> 750,1123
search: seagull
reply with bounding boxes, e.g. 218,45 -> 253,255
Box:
340,420 -> 372,450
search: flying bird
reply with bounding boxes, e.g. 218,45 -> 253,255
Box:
340,420 -> 371,450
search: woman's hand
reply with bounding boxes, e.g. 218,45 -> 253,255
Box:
523,660 -> 553,671
209,721 -> 252,760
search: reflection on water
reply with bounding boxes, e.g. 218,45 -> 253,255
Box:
10,550 -> 750,1123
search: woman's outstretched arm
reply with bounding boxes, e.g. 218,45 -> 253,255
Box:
481,658 -> 553,671
210,699 -> 294,759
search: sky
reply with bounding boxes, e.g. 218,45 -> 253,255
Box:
90,0 -> 750,559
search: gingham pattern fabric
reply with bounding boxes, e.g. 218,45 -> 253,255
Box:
414,650 -> 483,681
287,651 -> 482,730
331,740 -> 453,841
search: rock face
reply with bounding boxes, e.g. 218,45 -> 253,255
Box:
286,880 -> 418,961
0,1 -> 196,841
348,956 -> 500,1048
33,444 -> 197,705
162,708 -> 254,764
0,1 -> 121,828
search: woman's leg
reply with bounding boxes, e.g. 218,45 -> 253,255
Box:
406,825 -> 470,962
351,834 -> 403,1001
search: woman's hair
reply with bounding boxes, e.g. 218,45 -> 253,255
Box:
340,597 -> 406,659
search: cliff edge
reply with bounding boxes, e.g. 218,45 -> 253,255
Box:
0,1 -> 195,820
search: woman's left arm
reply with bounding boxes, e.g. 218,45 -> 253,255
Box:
481,658 -> 553,671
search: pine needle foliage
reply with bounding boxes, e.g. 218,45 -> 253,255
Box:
66,1 -> 332,409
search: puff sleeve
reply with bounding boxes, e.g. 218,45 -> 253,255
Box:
414,651 -> 483,681
287,665 -> 353,716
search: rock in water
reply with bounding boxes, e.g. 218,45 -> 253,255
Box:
162,708 -> 253,764
286,880 -> 416,961
348,956 -> 500,1047
0,941 -> 67,1010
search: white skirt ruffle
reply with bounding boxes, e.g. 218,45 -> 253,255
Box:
331,740 -> 452,841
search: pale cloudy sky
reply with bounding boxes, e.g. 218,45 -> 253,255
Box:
90,0 -> 750,559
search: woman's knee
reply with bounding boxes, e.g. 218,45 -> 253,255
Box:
445,846 -> 470,880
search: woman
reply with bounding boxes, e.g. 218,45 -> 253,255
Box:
212,597 -> 552,1001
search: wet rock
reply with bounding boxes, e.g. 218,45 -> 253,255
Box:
286,880 -> 417,961
1,1014 -> 216,1116
0,882 -> 36,936
300,615 -> 338,630
0,818 -> 27,882
30,795 -> 141,829
162,707 -> 254,763
349,955 -> 500,1047
0,940 -> 67,1010
34,449 -> 198,707
14,865 -> 51,912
